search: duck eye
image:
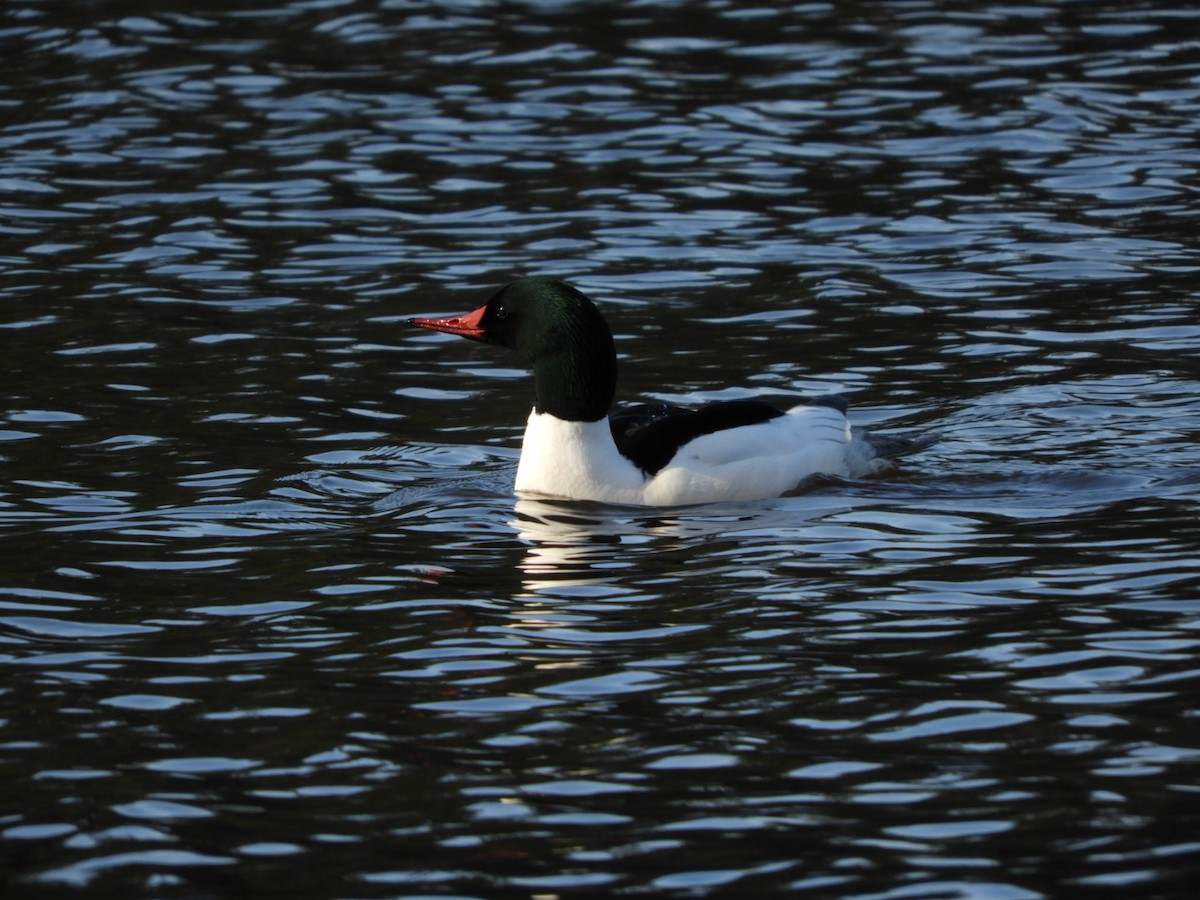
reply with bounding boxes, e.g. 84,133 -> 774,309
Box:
494,304 -> 509,319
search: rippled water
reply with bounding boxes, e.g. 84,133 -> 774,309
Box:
4,1 -> 1200,897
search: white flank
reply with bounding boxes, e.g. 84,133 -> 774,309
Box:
514,403 -> 865,506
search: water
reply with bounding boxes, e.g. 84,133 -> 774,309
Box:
3,1 -> 1200,897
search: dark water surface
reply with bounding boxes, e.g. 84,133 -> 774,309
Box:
4,1 -> 1200,897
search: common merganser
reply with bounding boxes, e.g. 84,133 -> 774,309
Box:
407,278 -> 936,506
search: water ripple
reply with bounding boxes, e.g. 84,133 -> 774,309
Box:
3,0 -> 1200,896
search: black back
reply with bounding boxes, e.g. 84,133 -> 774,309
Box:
612,398 -> 785,476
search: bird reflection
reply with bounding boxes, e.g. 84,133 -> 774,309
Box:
510,496 -> 764,597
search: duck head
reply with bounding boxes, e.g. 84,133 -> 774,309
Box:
408,278 -> 618,422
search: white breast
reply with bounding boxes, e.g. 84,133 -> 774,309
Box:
515,412 -> 647,504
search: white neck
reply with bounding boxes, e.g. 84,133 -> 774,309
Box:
514,409 -> 647,504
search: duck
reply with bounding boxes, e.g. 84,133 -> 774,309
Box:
407,277 -> 936,506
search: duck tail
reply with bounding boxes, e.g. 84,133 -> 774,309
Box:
862,430 -> 940,461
